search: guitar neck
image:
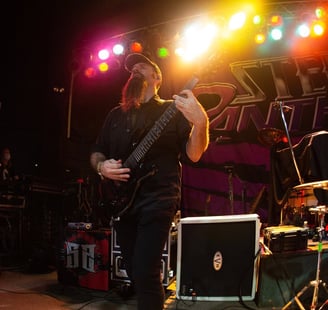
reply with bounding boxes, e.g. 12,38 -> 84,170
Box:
123,102 -> 178,169
123,75 -> 200,169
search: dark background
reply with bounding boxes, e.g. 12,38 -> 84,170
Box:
4,0 -> 325,182
8,0 -> 228,180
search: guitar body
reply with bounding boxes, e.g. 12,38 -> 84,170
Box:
99,165 -> 157,220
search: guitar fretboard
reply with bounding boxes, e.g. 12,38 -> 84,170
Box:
123,75 -> 200,169
123,102 -> 177,169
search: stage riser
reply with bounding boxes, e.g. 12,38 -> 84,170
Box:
257,249 -> 328,307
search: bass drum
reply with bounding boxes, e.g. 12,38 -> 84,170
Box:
288,188 -> 318,209
281,188 -> 318,227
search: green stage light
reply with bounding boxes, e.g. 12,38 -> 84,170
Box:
157,47 -> 169,58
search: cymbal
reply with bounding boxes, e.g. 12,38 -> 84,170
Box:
309,205 -> 328,213
293,180 -> 328,191
258,127 -> 285,147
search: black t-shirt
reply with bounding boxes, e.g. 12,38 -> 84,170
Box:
91,95 -> 192,213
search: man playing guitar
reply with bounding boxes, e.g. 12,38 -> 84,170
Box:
90,53 -> 209,310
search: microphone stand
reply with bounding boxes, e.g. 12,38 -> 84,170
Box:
282,206 -> 328,310
276,100 -> 328,309
224,165 -> 234,215
224,165 -> 247,215
275,100 -> 303,185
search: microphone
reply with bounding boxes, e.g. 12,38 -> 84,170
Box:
282,105 -> 293,112
215,136 -> 232,144
272,100 -> 293,112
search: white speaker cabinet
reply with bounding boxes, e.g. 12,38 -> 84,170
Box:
176,214 -> 260,301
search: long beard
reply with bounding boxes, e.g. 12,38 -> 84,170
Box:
121,75 -> 147,111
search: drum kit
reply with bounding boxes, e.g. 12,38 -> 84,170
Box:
259,100 -> 328,309
283,181 -> 328,233
259,127 -> 327,231
281,181 -> 328,310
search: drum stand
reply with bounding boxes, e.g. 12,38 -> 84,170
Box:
282,205 -> 328,310
224,165 -> 247,215
224,165 -> 234,215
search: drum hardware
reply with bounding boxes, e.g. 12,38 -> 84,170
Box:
224,165 -> 234,215
309,205 -> 328,214
258,127 -> 286,147
285,180 -> 328,230
280,206 -> 317,236
282,202 -> 328,310
283,186 -> 319,228
223,165 -> 247,215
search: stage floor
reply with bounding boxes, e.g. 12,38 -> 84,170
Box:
0,268 -> 279,310
1,250 -> 328,310
1,237 -> 328,309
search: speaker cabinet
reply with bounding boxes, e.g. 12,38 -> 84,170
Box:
111,226 -> 176,286
176,214 -> 260,301
57,229 -> 111,291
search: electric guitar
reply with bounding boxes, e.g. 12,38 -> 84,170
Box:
98,75 -> 200,221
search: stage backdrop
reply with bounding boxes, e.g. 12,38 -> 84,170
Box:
177,51 -> 328,225
64,48 -> 328,227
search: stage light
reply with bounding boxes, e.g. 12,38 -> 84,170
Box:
98,62 -> 109,73
97,48 -> 110,61
130,41 -> 143,53
175,20 -> 219,62
228,11 -> 247,30
312,21 -> 325,36
84,67 -> 97,78
270,14 -> 283,27
253,14 -> 263,26
270,27 -> 283,40
315,7 -> 326,19
254,32 -> 266,44
174,47 -> 184,57
296,24 -> 311,38
157,47 -> 169,58
112,43 -> 125,55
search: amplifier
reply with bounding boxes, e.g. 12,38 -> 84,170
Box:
57,229 -> 111,291
67,222 -> 93,230
111,227 -> 177,286
176,214 -> 260,301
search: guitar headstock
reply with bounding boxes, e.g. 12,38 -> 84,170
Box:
181,49 -> 225,91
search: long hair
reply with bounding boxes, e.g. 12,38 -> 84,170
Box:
121,75 -> 147,112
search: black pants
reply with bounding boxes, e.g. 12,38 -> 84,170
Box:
114,208 -> 174,310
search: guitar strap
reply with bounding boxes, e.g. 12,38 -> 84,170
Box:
130,109 -> 137,128
128,97 -> 171,148
127,109 -> 137,130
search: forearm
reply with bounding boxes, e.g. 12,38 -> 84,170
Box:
186,120 -> 209,162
